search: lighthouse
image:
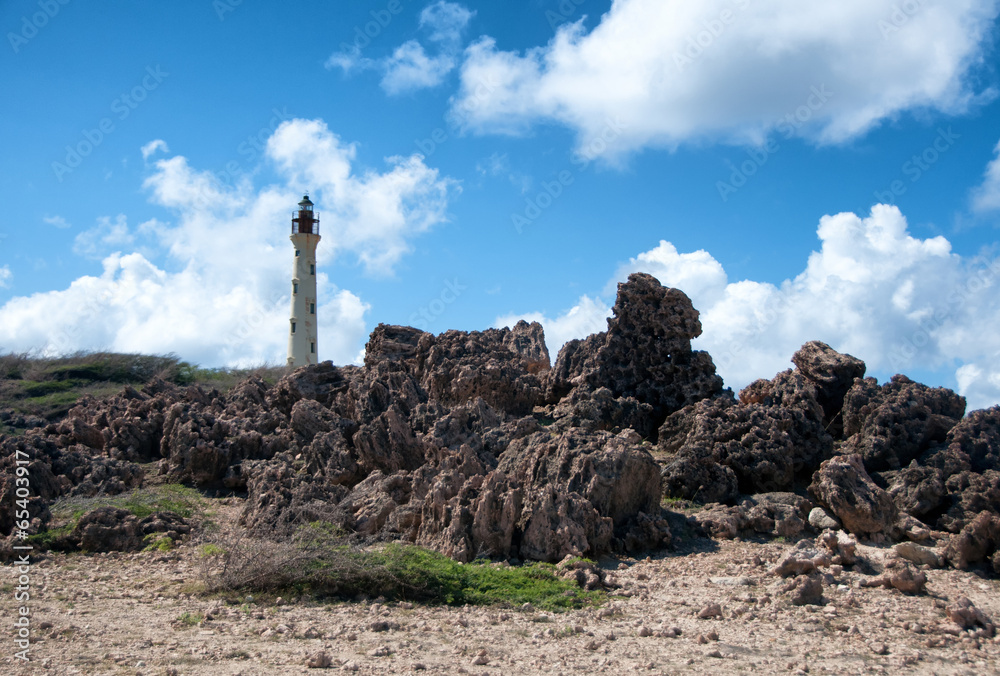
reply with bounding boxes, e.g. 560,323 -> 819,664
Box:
287,194 -> 321,367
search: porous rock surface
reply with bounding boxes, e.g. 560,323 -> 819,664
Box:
4,273 -> 1000,577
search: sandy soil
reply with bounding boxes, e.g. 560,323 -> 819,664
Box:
3,502 -> 1000,676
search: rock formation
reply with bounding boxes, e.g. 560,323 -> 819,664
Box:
4,272 -> 1000,576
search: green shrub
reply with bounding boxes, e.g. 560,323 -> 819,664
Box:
174,612 -> 203,627
205,525 -> 603,612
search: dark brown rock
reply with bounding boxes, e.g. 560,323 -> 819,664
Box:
71,506 -> 190,553
943,511 -> 1000,570
658,393 -> 831,499
790,340 -> 866,436
842,375 -> 965,472
945,597 -> 995,636
548,273 -> 723,425
781,574 -> 824,605
809,454 -> 898,535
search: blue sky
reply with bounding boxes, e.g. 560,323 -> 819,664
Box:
2,0 -> 1000,409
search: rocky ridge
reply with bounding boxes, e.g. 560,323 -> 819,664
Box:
2,272 -> 1000,580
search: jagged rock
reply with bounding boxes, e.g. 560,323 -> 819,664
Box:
809,454 -> 898,536
267,361 -> 356,415
72,506 -> 190,552
815,530 -> 858,566
75,507 -> 142,552
781,574 -> 824,605
885,463 -> 946,519
739,371 -> 824,427
13,270 -> 995,573
881,407 -> 1000,536
547,386 -> 657,439
946,597 -> 995,636
661,447 -> 740,505
938,470 -> 1000,533
943,406 -> 1000,474
842,375 -> 965,472
943,511 -> 1000,570
860,556 -> 927,594
771,547 -> 831,578
691,504 -> 743,539
659,393 -> 831,499
0,434 -> 144,536
352,403 -> 428,474
548,273 -> 723,425
239,456 -> 350,535
369,321 -> 550,416
51,416 -> 106,451
503,320 -> 551,371
790,340 -> 866,433
742,493 -> 811,537
557,555 -> 614,591
500,428 -> 661,531
691,494 -> 808,540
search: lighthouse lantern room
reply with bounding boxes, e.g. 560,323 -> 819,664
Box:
287,194 -> 321,367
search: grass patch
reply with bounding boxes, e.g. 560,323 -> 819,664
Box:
205,525 -> 603,612
26,521 -> 79,550
174,612 -> 203,628
144,535 -> 175,552
0,350 -> 288,422
109,484 -> 206,519
199,543 -> 226,558
45,484 -> 207,521
28,484 -> 208,550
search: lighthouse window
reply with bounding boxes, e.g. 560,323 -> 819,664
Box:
310,263 -> 315,275
295,249 -> 300,257
311,342 -> 315,354
291,322 -> 296,334
310,303 -> 315,314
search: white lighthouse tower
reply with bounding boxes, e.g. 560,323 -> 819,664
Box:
287,194 -> 321,367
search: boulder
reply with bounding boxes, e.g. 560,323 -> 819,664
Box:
72,506 -> 190,552
658,393 -> 831,498
809,454 -> 897,536
790,340 -> 865,436
842,375 -> 965,472
943,511 -> 1000,570
547,273 -> 723,425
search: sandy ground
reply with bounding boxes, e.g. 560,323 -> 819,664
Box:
3,502 -> 1000,676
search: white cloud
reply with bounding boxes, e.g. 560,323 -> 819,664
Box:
0,118 -> 455,367
327,1 -> 474,95
956,363 -> 1000,412
452,0 -> 999,159
43,214 -> 71,229
141,139 -> 170,160
971,138 -> 1000,212
496,295 -> 611,353
265,119 -> 456,273
420,0 -> 474,46
0,266 -> 11,289
73,214 -> 135,259
497,204 -> 1000,411
476,152 -> 533,193
380,40 -> 456,95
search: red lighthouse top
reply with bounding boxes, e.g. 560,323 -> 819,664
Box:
292,194 -> 320,235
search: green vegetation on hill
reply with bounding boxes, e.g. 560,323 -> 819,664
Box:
28,484 -> 209,550
0,351 -> 287,423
